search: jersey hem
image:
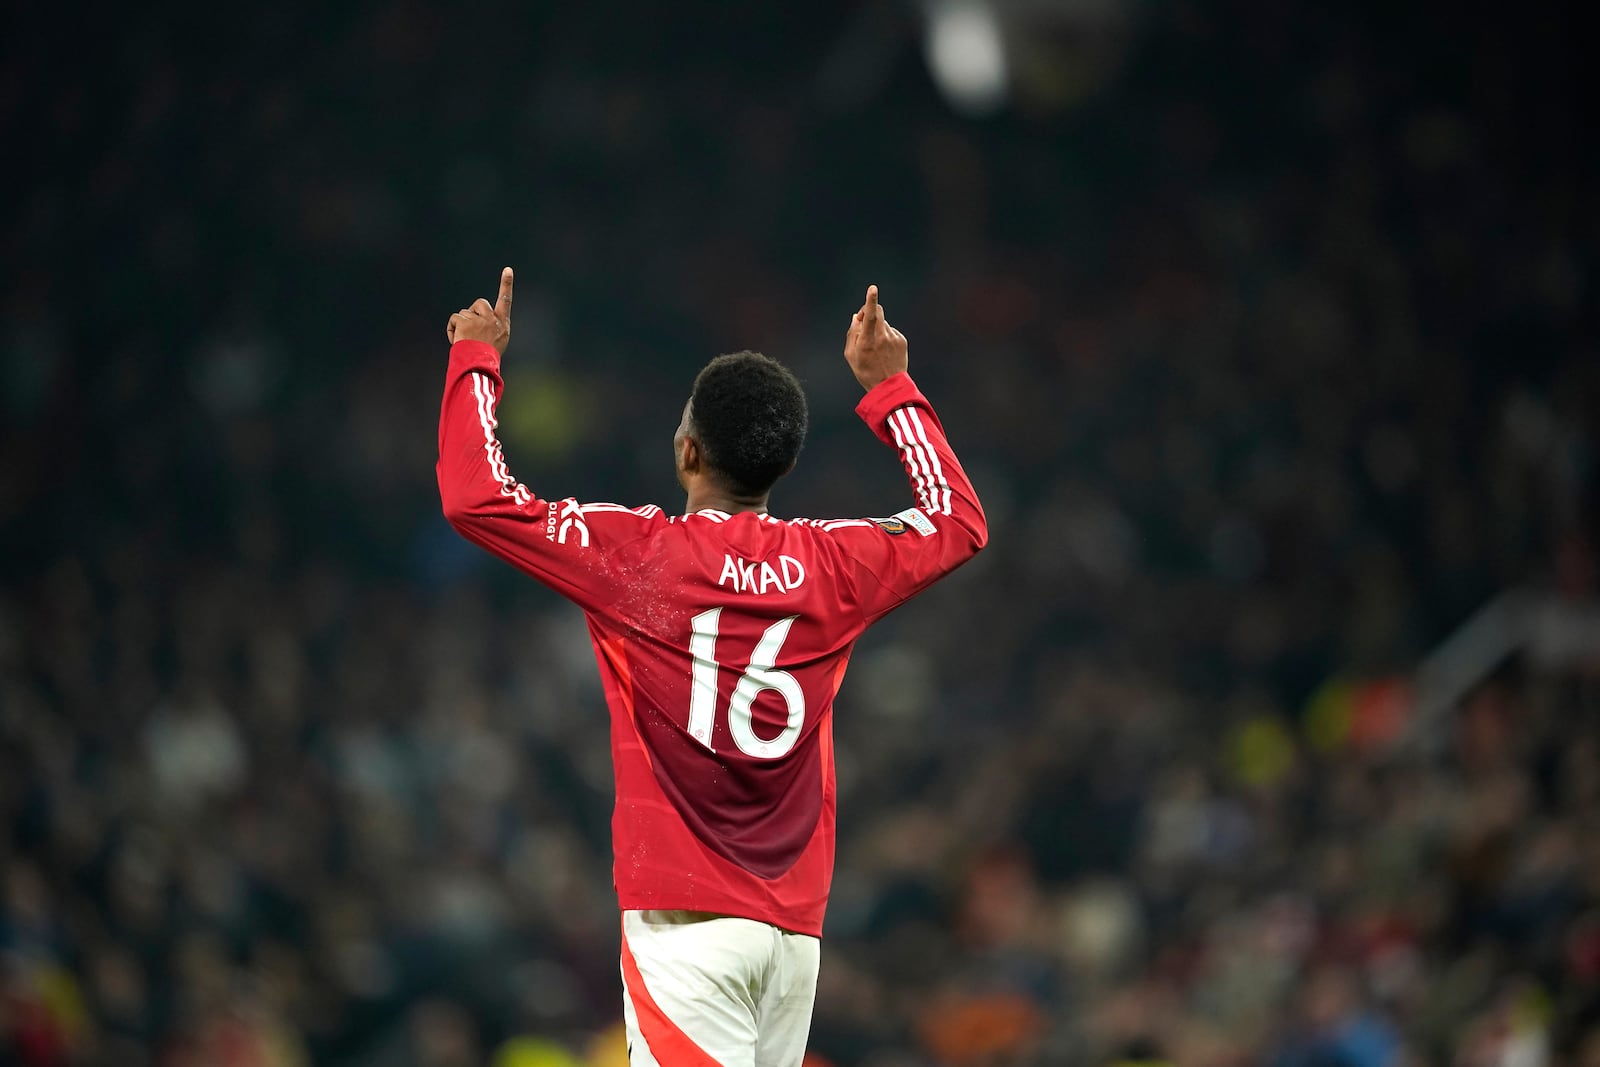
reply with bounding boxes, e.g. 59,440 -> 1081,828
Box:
615,892 -> 825,939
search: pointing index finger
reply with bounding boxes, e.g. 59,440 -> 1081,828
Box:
494,267 -> 514,320
864,285 -> 879,316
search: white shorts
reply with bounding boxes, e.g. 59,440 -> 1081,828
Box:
620,909 -> 821,1067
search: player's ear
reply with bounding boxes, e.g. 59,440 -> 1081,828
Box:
678,435 -> 702,475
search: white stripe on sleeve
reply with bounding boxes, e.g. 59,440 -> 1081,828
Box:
470,372 -> 531,505
889,408 -> 936,513
906,408 -> 950,515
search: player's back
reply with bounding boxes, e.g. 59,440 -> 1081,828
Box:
586,509 -> 877,916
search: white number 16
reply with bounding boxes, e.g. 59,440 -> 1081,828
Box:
687,608 -> 805,758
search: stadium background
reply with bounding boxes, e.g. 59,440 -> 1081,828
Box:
2,1 -> 1596,1064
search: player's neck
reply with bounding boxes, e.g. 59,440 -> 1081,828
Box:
684,487 -> 771,516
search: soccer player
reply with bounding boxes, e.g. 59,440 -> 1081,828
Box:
438,268 -> 987,1066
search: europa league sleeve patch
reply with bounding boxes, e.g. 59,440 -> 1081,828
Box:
873,507 -> 936,537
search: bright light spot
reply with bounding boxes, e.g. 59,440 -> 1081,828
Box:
924,2 -> 1008,116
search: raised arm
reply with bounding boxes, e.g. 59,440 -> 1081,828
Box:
437,269 -> 663,610
439,267 -> 523,526
830,287 -> 988,622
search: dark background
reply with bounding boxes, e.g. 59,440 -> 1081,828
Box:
2,1 -> 1596,1065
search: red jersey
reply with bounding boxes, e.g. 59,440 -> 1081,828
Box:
437,339 -> 987,936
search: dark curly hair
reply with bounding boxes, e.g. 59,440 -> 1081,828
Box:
689,351 -> 808,497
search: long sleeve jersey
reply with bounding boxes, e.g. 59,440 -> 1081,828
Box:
437,339 -> 986,936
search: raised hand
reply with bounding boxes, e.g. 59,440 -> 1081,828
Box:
446,267 -> 514,356
842,284 -> 908,392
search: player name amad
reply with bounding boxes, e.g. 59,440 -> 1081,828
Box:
717,554 -> 807,595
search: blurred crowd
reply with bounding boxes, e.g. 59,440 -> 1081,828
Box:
2,1 -> 1596,1065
